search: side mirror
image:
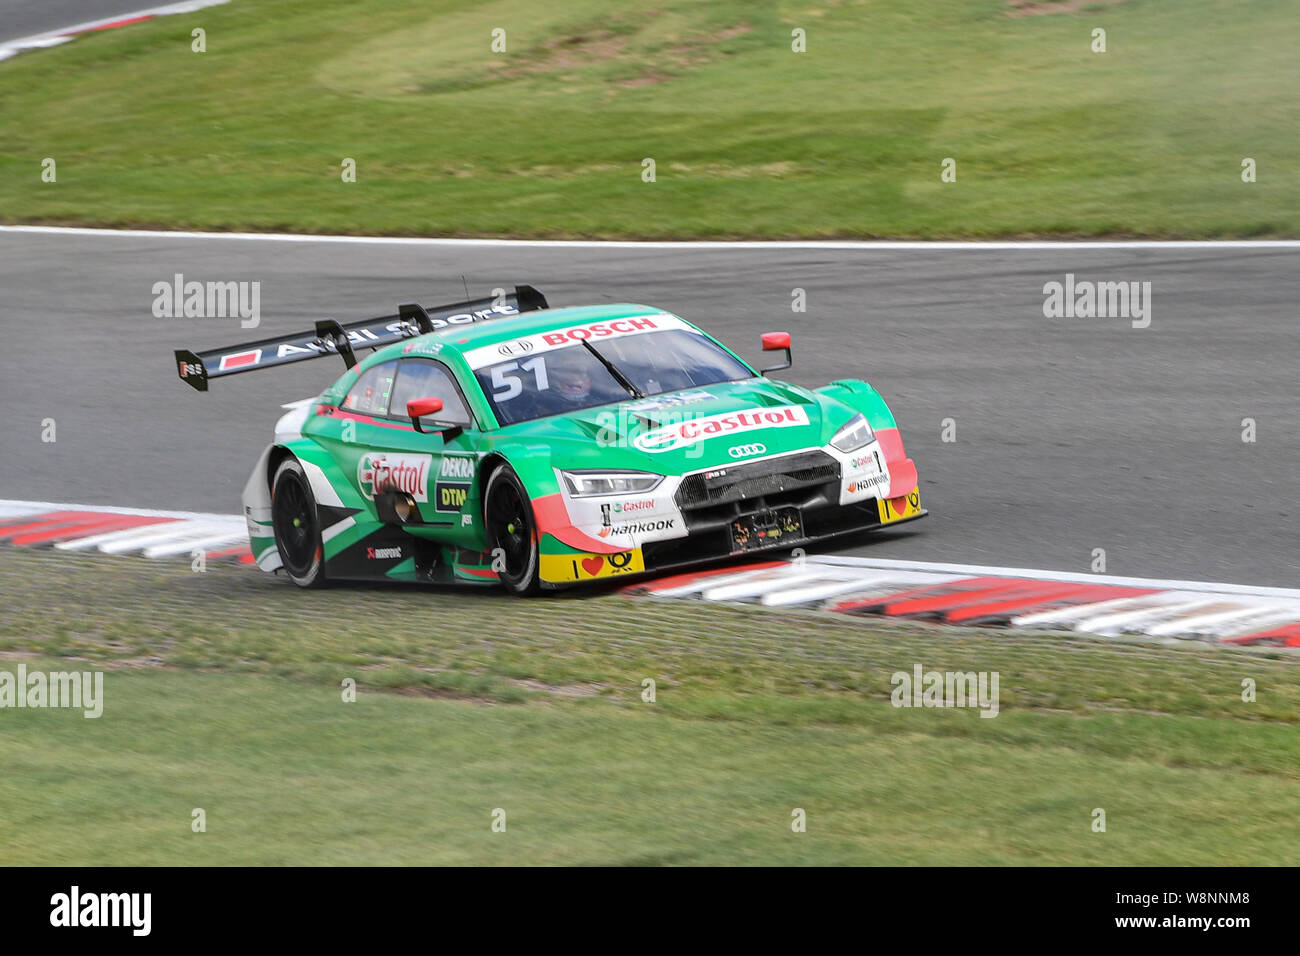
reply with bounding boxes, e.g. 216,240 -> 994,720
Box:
407,396 -> 444,433
760,331 -> 792,375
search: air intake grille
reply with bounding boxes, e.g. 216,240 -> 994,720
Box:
676,451 -> 839,509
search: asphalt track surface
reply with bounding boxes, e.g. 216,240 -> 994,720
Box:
0,0 -> 164,42
1,230 -> 1297,586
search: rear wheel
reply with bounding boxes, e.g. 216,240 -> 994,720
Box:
271,457 -> 327,588
484,465 -> 539,596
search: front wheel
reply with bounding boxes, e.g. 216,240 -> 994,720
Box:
484,465 -> 540,596
271,457 -> 327,588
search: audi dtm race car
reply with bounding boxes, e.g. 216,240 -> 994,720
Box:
174,287 -> 924,594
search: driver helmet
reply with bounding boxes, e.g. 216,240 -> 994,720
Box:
549,350 -> 592,402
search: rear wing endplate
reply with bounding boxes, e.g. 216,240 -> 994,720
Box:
174,284 -> 548,391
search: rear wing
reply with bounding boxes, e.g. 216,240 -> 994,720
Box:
174,284 -> 548,391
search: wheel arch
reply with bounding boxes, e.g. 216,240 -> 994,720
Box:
479,454 -> 542,595
479,450 -> 511,483
267,444 -> 296,491
264,439 -> 355,514
817,378 -> 899,432
267,454 -> 330,588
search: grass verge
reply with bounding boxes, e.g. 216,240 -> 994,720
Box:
1,548 -> 1298,864
0,0 -> 1295,238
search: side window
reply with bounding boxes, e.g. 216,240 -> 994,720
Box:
342,361 -> 397,416
391,359 -> 471,425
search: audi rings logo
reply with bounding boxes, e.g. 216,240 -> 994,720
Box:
497,340 -> 534,356
728,443 -> 766,459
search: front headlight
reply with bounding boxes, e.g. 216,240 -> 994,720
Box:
829,414 -> 874,452
561,470 -> 665,498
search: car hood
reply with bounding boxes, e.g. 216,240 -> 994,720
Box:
496,378 -> 856,475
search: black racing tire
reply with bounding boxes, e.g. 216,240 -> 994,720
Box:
271,457 -> 328,588
484,464 -> 540,596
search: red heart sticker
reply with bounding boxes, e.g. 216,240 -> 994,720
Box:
581,556 -> 605,576
891,497 -> 907,517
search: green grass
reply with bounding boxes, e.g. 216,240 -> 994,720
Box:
0,0 -> 1295,238
1,548 -> 1299,864
5,665 -> 1300,865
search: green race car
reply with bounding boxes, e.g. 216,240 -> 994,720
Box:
175,286 -> 923,594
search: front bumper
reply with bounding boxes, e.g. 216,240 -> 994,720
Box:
643,459 -> 925,572
538,448 -> 925,585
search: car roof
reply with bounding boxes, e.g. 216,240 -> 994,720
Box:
366,302 -> 673,368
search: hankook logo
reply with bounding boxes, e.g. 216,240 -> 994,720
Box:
599,519 -> 676,537
729,443 -> 766,459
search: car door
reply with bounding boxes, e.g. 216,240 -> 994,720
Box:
384,357 -> 481,527
329,357 -> 480,529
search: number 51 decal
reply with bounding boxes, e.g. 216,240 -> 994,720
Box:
491,357 -> 549,401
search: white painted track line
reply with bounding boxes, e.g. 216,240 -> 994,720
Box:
55,524 -> 179,552
640,555 -> 1300,646
1060,597 -> 1223,637
1,225 -> 1297,250
0,498 -> 237,523
6,498 -> 1300,645
1014,595 -> 1174,628
143,529 -> 249,558
703,569 -> 830,602
806,555 -> 1300,601
648,567 -> 780,599
761,571 -> 956,607
96,521 -> 240,555
1145,604 -> 1300,638
0,2 -> 229,63
0,502 -> 52,521
0,500 -> 249,556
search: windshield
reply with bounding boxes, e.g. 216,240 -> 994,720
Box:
475,328 -> 754,426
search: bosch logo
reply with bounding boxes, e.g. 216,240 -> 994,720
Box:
497,340 -> 534,356
728,443 -> 766,459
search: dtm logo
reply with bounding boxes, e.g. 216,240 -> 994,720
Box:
357,453 -> 431,502
729,443 -> 766,459
435,481 -> 470,512
440,456 -> 475,479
